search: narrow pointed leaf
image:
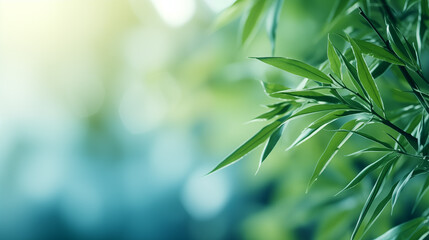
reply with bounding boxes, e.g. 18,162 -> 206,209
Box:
386,23 -> 413,65
327,35 -> 342,77
308,120 -> 364,189
413,174 -> 429,213
374,218 -> 427,240
256,57 -> 332,84
267,0 -> 283,55
291,104 -> 351,118
351,160 -> 394,240
337,153 -> 396,195
258,119 -> 288,172
209,115 -> 288,174
242,0 -> 266,44
272,89 -> 340,103
353,38 -> 405,65
349,35 -> 385,111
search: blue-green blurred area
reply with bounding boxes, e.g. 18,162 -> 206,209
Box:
1,0 -> 425,239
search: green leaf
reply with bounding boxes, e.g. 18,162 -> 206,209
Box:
374,217 -> 428,240
327,35 -> 342,77
391,168 -> 422,212
308,119 -> 363,189
353,38 -> 405,65
386,22 -> 413,65
267,0 -> 283,55
242,0 -> 266,44
272,89 -> 340,103
336,153 -> 396,195
346,147 -> 393,156
262,81 -> 289,94
417,0 -> 429,51
336,47 -> 367,98
287,110 -> 353,150
209,115 -> 289,174
371,61 -> 392,79
256,57 -> 332,84
212,0 -> 247,30
333,129 -> 394,149
413,174 -> 429,213
351,160 -> 395,240
291,104 -> 351,118
348,35 -> 385,111
363,182 -> 398,236
258,119 -> 287,172
254,103 -> 290,120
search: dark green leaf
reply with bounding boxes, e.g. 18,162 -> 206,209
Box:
336,153 -> 396,195
374,217 -> 428,240
258,119 -> 287,172
256,57 -> 332,84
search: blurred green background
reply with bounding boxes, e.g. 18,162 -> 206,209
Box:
0,0 -> 423,239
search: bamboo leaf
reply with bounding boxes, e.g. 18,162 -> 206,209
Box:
374,217 -> 428,240
258,119 -> 287,172
308,119 -> 364,189
209,115 -> 289,174
291,104 -> 351,118
272,89 -> 341,103
242,0 -> 266,44
353,38 -> 405,65
351,160 -> 394,240
413,174 -> 429,213
328,35 -> 342,77
336,153 -> 396,196
256,57 -> 332,84
348,35 -> 385,111
254,103 -> 290,120
212,0 -> 247,30
386,22 -> 413,65
267,0 -> 283,55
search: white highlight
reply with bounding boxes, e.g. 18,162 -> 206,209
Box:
150,0 -> 195,27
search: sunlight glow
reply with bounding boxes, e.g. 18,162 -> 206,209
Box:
150,0 -> 195,27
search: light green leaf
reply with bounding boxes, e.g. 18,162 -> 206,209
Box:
327,35 -> 342,77
291,104 -> 351,118
212,0 -> 247,30
254,103 -> 290,120
262,81 -> 289,94
348,35 -> 385,111
308,119 -> 363,189
336,47 -> 367,98
287,110 -> 353,151
242,0 -> 266,44
256,57 -> 332,84
267,0 -> 283,55
209,115 -> 288,174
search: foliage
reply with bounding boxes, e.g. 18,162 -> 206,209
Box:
211,0 -> 429,239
